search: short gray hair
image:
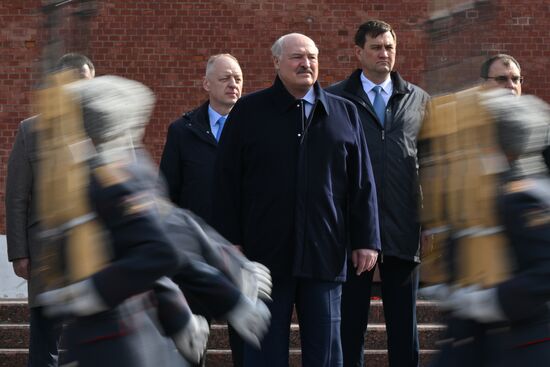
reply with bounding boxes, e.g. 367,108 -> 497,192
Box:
271,33 -> 317,58
205,54 -> 239,76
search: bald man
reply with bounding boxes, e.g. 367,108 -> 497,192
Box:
160,53 -> 243,223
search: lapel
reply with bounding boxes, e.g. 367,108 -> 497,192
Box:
187,101 -> 218,147
343,69 -> 381,127
342,69 -> 410,131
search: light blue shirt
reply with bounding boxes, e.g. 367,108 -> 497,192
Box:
360,72 -> 393,107
302,87 -> 316,118
208,105 -> 227,139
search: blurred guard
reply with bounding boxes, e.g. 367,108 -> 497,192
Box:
37,75 -> 272,367
5,53 -> 94,367
34,75 -> 197,367
428,90 -> 550,367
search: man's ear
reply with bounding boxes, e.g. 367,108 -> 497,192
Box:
273,56 -> 280,71
354,45 -> 363,63
203,76 -> 210,93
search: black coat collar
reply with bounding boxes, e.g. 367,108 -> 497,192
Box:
271,75 -> 330,117
186,100 -> 217,145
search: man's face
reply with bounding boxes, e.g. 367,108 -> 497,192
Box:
274,34 -> 319,98
485,59 -> 522,96
355,31 -> 396,83
203,56 -> 243,111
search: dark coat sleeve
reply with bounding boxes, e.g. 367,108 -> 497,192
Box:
173,261 -> 241,320
497,188 -> 550,321
162,206 -> 244,318
6,120 -> 33,261
152,277 -> 192,336
159,120 -> 184,205
89,168 -> 180,308
211,102 -> 244,245
347,103 -> 381,251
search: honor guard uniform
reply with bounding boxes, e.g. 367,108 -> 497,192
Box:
425,90 -> 550,367
37,76 -> 272,366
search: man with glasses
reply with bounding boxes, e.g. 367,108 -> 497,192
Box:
481,54 -> 523,96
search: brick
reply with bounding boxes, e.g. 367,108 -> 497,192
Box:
0,0 -> 549,235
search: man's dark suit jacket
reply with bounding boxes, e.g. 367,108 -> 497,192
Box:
159,101 -> 218,223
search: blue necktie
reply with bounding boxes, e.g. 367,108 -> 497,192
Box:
215,116 -> 226,141
372,86 -> 386,126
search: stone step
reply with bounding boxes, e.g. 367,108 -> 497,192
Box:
0,299 -> 444,367
205,349 -> 439,366
0,323 -> 446,350
0,348 -> 439,367
206,323 -> 445,350
0,349 -> 26,367
0,299 -> 443,325
0,301 -> 28,325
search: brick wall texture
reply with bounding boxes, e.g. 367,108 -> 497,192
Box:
1,0 -> 549,232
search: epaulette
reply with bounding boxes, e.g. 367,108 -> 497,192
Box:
504,179 -> 535,194
122,192 -> 156,216
93,164 -> 131,188
523,207 -> 550,228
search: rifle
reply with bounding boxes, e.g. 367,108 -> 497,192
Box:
34,0 -> 109,289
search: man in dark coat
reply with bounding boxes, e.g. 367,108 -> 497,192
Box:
327,20 -> 430,367
212,33 -> 380,367
160,53 -> 243,223
159,53 -> 245,366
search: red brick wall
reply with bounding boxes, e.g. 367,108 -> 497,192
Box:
1,0 -> 549,232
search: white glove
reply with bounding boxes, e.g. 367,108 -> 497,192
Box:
240,261 -> 272,303
446,286 -> 506,323
419,284 -> 452,308
226,296 -> 271,348
172,314 -> 210,364
36,278 -> 108,317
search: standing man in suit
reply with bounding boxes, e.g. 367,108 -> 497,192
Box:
160,53 -> 243,224
5,52 -> 95,367
212,33 -> 380,367
159,54 -> 244,366
327,20 -> 430,367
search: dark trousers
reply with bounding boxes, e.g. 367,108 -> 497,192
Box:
430,317 -> 509,367
28,307 -> 62,367
228,324 -> 244,367
243,277 -> 343,367
61,305 -> 189,367
341,256 -> 419,367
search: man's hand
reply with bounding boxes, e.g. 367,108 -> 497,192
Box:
351,249 -> 378,276
12,258 -> 30,280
